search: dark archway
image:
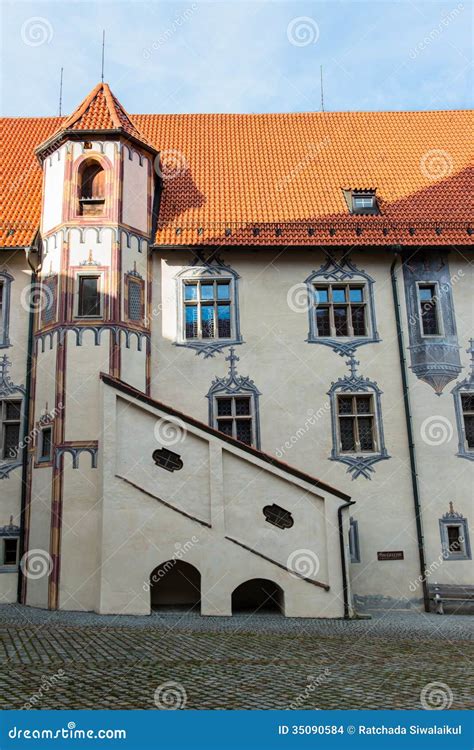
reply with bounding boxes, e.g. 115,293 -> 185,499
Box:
150,560 -> 201,612
231,578 -> 284,615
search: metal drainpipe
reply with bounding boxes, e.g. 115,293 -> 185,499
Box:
390,250 -> 430,612
338,500 -> 356,619
17,249 -> 37,603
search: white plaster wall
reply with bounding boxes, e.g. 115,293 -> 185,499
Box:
42,146 -> 66,234
115,399 -> 212,525
96,385 -> 347,618
151,248 -> 431,608
120,339 -> 146,392
65,330 -> 111,441
122,150 -> 149,233
68,227 -> 114,267
59,456 -> 100,611
397,249 -> 474,589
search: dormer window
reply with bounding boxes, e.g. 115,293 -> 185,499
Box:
343,189 -> 379,215
78,160 -> 105,216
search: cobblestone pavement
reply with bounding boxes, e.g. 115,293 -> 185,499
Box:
1,604 -> 472,710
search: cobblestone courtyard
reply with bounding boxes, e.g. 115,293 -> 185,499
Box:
1,604 -> 473,710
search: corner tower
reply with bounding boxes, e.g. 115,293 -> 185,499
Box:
22,83 -> 157,610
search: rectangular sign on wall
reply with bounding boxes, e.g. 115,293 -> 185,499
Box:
377,550 -> 404,561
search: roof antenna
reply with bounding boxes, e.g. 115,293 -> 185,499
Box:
101,30 -> 105,83
320,65 -> 325,112
58,66 -> 64,116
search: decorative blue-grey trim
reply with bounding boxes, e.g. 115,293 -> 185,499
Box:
305,256 -> 380,356
451,339 -> 474,461
35,325 -> 149,352
349,517 -> 360,563
0,355 -> 25,480
439,503 -> 471,560
401,251 -> 461,394
175,261 -> 243,358
0,270 -> 13,349
54,446 -> 98,469
327,356 -> 390,480
0,519 -> 20,536
206,348 -> 261,449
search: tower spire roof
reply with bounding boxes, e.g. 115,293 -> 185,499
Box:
36,82 -> 155,159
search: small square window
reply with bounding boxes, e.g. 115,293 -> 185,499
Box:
347,190 -> 379,215
1,537 -> 19,567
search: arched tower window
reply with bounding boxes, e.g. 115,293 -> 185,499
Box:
78,160 -> 105,216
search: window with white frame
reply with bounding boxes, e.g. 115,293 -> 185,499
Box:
1,399 -> 22,461
337,394 -> 377,453
0,536 -> 19,567
417,283 -> 441,336
214,394 -> 253,445
439,511 -> 471,561
183,279 -> 233,340
77,274 -> 102,318
313,283 -> 368,338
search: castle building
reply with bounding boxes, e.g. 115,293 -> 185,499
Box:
0,83 -> 472,617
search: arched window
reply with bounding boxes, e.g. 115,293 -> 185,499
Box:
78,160 -> 105,216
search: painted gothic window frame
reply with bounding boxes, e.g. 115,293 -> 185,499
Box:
0,271 -> 13,349
206,349 -> 261,449
451,342 -> 474,462
439,505 -> 471,561
327,359 -> 389,480
415,280 -> 444,339
305,257 -> 379,356
175,264 -> 242,357
0,356 -> 25,479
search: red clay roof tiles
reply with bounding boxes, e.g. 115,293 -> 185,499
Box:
1,83 -> 472,249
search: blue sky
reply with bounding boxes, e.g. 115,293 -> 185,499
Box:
2,0 -> 472,117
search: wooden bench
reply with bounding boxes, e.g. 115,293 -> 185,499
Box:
428,583 -> 474,614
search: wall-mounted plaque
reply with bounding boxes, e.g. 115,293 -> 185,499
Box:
377,550 -> 404,561
263,504 -> 294,530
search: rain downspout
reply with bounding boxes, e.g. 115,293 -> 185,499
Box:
390,249 -> 430,613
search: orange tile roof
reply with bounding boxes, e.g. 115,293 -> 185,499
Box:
1,84 -> 473,249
